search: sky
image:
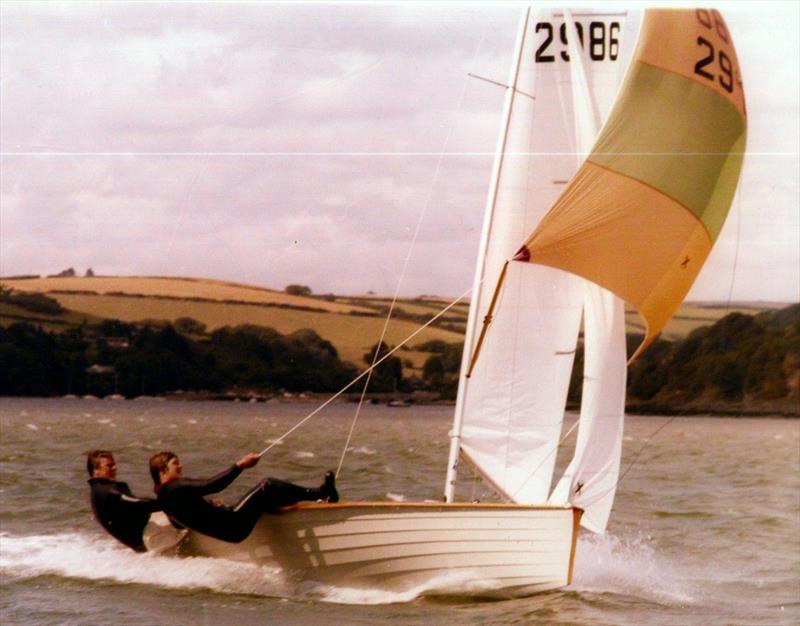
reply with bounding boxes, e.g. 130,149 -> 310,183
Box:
1,1 -> 798,303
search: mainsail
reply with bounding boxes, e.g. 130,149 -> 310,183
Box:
446,8 -> 636,504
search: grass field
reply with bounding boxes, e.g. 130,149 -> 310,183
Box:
0,276 -> 372,314
0,301 -> 103,331
628,303 -> 775,340
1,275 -> 783,367
23,292 -> 462,366
353,298 -> 470,321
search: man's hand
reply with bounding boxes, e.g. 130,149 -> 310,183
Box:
235,453 -> 260,469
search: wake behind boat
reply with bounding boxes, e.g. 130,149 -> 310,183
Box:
144,6 -> 746,597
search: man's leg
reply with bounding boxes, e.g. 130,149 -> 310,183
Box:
227,473 -> 339,541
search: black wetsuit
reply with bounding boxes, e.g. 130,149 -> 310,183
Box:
88,478 -> 162,552
156,465 -> 330,543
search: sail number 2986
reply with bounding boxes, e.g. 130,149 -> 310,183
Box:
534,21 -> 621,63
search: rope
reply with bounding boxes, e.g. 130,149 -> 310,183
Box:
616,414 -> 680,487
335,28 -> 490,479
256,284 -> 475,458
715,179 -> 744,357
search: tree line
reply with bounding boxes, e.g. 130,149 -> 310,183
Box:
0,294 -> 797,406
416,304 -> 800,407
0,320 -> 358,398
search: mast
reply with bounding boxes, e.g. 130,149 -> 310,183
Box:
444,7 -> 530,502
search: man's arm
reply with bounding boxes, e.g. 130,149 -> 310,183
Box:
173,453 -> 259,496
175,452 -> 261,496
179,465 -> 243,495
120,492 -> 162,512
115,482 -> 162,512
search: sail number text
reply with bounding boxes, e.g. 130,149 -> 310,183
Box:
534,21 -> 621,63
693,9 -> 738,94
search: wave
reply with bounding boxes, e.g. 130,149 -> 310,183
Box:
0,531 -> 482,605
570,533 -> 697,605
1,529 -> 697,606
348,446 -> 376,456
0,531 -> 290,598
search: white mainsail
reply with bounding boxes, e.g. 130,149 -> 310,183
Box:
447,8 -> 636,505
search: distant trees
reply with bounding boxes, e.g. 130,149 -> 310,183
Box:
417,340 -> 463,399
363,342 -> 406,392
210,325 -> 354,392
564,306 -> 800,407
285,284 -> 312,296
0,319 -> 356,397
0,302 -> 797,406
0,323 -> 87,396
0,287 -> 65,315
174,317 -> 207,335
625,305 -> 800,404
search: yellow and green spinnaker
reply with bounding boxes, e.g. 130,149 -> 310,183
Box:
514,9 -> 747,359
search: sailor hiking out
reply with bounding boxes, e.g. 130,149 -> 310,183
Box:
86,450 -> 162,552
150,451 -> 338,543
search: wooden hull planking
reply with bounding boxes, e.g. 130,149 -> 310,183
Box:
177,502 -> 582,597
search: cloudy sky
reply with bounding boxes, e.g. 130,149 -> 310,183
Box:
1,1 -> 798,303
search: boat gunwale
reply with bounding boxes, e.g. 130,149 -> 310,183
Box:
281,501 -> 577,512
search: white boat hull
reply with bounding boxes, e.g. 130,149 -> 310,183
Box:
176,502 -> 581,597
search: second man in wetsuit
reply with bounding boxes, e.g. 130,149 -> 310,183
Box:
149,451 -> 338,543
87,450 -> 162,552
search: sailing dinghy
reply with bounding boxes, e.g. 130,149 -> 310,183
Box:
146,7 -> 747,597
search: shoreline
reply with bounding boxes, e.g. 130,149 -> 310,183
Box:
3,393 -> 798,418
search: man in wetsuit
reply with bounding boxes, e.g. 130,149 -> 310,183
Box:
87,450 -> 162,552
149,451 -> 338,543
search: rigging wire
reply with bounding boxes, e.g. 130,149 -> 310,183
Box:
716,178 -> 745,358
509,415 -> 581,501
616,414 -> 680,487
256,285 -> 476,458
569,412 -> 687,524
335,28 -> 491,479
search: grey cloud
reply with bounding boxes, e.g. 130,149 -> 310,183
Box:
1,3 -> 797,301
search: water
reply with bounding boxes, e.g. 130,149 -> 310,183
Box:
1,398 -> 798,625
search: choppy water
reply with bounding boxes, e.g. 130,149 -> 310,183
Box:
1,398 -> 798,625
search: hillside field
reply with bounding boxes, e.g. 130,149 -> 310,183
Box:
0,275 -> 785,369
0,276 -> 465,368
